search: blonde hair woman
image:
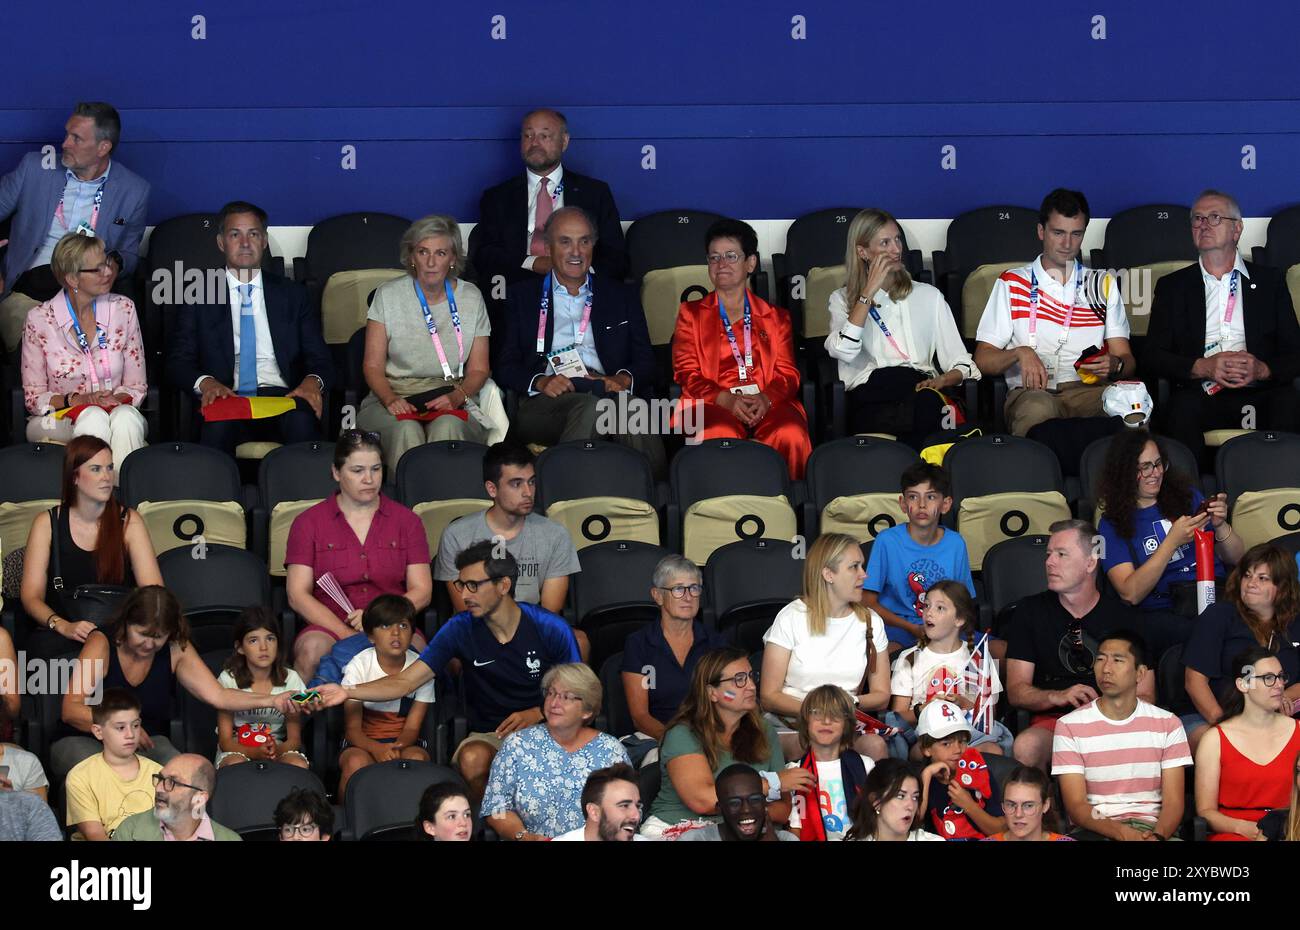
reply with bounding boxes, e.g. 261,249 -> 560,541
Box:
824,208 -> 977,444
760,533 -> 891,760
21,232 -> 147,474
481,663 -> 630,840
357,214 -> 499,466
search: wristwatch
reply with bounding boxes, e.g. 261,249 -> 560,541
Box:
514,830 -> 526,840
46,613 -> 60,630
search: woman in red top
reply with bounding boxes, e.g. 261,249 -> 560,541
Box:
671,219 -> 811,480
284,430 -> 432,682
1195,646 -> 1300,841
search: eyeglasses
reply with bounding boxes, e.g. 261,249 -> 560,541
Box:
1058,621 -> 1093,676
712,670 -> 758,688
706,251 -> 744,265
721,793 -> 766,813
658,583 -> 703,599
452,576 -> 500,593
1249,672 -> 1290,687
1136,458 -> 1166,476
279,823 -> 320,839
1190,213 -> 1240,228
1002,800 -> 1041,815
78,262 -> 114,275
340,429 -> 382,445
544,689 -> 583,704
152,773 -> 202,793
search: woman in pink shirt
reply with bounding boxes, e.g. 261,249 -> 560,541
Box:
284,430 -> 432,681
21,233 -> 146,476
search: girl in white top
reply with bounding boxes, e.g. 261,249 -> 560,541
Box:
889,580 -> 1012,756
215,609 -> 309,769
824,209 -> 977,438
846,758 -> 944,841
761,533 -> 891,760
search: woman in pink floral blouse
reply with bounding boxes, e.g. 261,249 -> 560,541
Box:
21,233 -> 147,477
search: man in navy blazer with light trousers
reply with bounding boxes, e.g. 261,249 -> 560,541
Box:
0,102 -> 150,352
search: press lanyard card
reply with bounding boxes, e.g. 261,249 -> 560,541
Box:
730,383 -> 761,395
1041,353 -> 1060,390
549,344 -> 589,379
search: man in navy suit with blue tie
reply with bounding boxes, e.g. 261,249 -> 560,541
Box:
167,201 -> 333,456
496,207 -> 662,475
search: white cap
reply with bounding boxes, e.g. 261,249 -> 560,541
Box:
916,700 -> 972,740
1103,380 -> 1153,428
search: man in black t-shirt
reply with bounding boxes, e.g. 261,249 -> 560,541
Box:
1005,519 -> 1157,770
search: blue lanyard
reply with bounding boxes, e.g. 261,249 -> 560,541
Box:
411,278 -> 464,380
718,291 -> 753,380
64,292 -> 113,389
867,304 -> 909,361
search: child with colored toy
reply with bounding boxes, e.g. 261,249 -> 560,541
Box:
917,698 -> 1006,840
215,607 -> 309,768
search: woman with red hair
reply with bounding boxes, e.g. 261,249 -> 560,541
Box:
672,219 -> 811,479
19,435 -> 161,659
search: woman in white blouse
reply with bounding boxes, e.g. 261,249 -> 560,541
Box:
760,533 -> 891,761
825,209 -> 978,444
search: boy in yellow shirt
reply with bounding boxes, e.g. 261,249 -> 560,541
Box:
65,689 -> 163,840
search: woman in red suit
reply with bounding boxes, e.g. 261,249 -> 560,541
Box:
672,219 -> 811,479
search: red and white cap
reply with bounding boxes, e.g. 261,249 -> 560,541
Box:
916,699 -> 972,739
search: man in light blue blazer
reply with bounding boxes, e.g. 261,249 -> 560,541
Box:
0,101 -> 150,351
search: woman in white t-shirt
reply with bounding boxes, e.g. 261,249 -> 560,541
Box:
888,580 -> 1012,757
760,533 -> 891,760
845,758 -> 944,842
215,608 -> 309,769
824,209 -> 977,445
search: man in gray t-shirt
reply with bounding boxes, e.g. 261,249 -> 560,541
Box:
0,788 -> 62,841
434,445 -> 583,657
436,509 -> 580,608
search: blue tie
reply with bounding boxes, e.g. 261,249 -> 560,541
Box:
237,283 -> 257,396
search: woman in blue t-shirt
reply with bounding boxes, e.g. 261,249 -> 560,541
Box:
1095,429 -> 1244,656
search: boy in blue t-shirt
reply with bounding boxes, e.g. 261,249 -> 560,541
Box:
863,463 -> 976,652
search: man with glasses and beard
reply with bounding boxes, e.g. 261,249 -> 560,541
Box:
1004,520 -> 1155,771
677,765 -> 796,841
112,754 -> 241,841
1144,189 -> 1300,470
553,763 -> 647,841
313,541 -> 579,803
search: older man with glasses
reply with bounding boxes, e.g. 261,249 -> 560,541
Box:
1003,519 -> 1156,771
111,754 -> 241,841
314,540 -> 580,804
1144,188 -> 1300,469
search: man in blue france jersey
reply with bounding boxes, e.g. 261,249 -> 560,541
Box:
314,540 -> 579,801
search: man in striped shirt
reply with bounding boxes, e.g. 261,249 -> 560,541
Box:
1052,629 -> 1190,840
973,188 -> 1136,437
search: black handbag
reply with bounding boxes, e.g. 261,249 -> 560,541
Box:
48,507 -> 132,626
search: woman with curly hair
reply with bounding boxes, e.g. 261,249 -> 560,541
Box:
1183,545 -> 1300,752
1094,428 -> 1244,657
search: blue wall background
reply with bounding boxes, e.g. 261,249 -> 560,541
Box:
2,0 -> 1298,225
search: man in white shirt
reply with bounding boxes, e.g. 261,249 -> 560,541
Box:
473,110 -> 627,362
552,763 -> 646,841
974,189 -> 1136,436
166,200 -> 333,455
1144,189 -> 1300,467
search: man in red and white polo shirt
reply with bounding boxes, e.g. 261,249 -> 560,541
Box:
974,189 -> 1136,436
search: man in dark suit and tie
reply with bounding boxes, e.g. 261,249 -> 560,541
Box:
167,201 -> 334,456
0,101 -> 150,352
1144,189 -> 1300,468
496,207 -> 662,475
473,110 -> 627,354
